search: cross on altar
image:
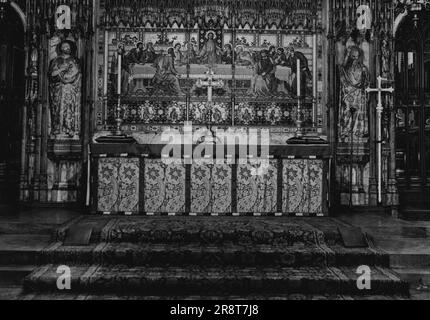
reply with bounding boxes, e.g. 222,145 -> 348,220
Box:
196,68 -> 224,104
366,76 -> 394,204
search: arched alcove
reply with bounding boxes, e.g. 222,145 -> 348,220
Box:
0,3 -> 25,203
394,10 -> 430,213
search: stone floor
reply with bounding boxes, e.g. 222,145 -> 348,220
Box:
338,211 -> 430,300
0,207 -> 429,300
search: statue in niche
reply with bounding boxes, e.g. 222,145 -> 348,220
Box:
381,38 -> 391,79
396,109 -> 406,128
197,31 -> 221,66
49,40 -> 82,140
338,46 -> 370,143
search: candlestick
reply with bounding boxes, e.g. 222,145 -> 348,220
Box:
117,52 -> 122,95
95,47 -> 136,144
115,50 -> 123,136
297,58 -> 301,97
296,58 -> 303,139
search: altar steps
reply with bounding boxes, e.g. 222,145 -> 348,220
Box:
19,216 -> 410,299
17,293 -> 408,301
23,265 -> 409,297
37,243 -> 389,269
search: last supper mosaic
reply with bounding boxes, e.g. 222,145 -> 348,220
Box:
96,0 -> 324,129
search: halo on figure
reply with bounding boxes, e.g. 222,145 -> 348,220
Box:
56,39 -> 77,56
235,45 -> 244,52
224,43 -> 232,50
205,31 -> 217,40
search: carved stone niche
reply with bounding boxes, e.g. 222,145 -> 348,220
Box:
336,143 -> 371,206
47,140 -> 83,203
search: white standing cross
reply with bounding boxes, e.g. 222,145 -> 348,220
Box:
195,68 -> 225,144
197,68 -> 224,104
366,76 -> 394,204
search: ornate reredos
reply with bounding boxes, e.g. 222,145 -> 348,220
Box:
101,0 -> 322,30
97,0 -> 325,131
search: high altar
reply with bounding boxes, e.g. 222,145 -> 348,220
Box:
4,0 -> 407,217
90,0 -> 330,216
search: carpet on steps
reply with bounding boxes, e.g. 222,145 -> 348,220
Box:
23,265 -> 409,297
20,216 -> 409,299
16,293 -> 407,301
56,217 -> 333,245
40,242 -> 389,268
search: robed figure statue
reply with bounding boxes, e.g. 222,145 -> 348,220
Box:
339,46 -> 370,143
49,40 -> 82,139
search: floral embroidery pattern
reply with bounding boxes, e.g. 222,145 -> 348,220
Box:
283,160 -> 323,215
98,158 -> 139,212
191,163 -> 232,214
145,160 -> 186,213
237,161 -> 278,213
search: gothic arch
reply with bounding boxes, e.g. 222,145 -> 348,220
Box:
394,10 -> 408,37
9,1 -> 26,29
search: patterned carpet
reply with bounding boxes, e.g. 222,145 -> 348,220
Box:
22,217 -> 409,299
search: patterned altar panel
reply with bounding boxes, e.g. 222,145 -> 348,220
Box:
234,101 -> 312,126
308,160 -> 324,214
283,160 -> 324,215
98,158 -> 140,213
237,161 -> 278,214
144,160 -> 186,214
191,163 -> 232,214
189,102 -> 232,126
110,100 -> 187,126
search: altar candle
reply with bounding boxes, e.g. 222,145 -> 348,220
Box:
117,52 -> 122,95
297,58 -> 301,97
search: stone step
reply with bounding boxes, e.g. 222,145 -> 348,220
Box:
361,226 -> 430,239
0,286 -> 25,300
0,249 -> 41,265
373,238 -> 430,268
0,235 -> 53,265
0,265 -> 34,286
390,254 -> 430,269
23,265 -> 409,297
16,293 -> 408,301
40,242 -> 389,268
400,204 -> 430,221
0,222 -> 55,235
394,268 -> 430,287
